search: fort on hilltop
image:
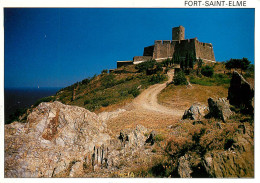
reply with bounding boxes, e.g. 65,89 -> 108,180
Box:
117,26 -> 216,68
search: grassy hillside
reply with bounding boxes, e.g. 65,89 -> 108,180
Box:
38,61 -> 167,113
158,62 -> 254,110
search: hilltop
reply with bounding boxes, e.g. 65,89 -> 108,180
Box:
4,59 -> 255,178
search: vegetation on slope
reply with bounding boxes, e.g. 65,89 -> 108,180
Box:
130,114 -> 254,178
43,60 -> 167,113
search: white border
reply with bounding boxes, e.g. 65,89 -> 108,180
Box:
0,1 -> 259,183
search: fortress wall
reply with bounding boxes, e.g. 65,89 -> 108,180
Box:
143,45 -> 154,56
174,39 -> 196,58
117,61 -> 133,68
153,40 -> 175,59
195,40 -> 215,61
133,56 -> 153,62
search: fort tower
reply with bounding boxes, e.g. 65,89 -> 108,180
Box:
172,25 -> 185,40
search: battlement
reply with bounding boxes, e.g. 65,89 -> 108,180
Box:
194,38 -> 213,48
155,40 -> 174,45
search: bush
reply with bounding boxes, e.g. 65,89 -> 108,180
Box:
173,71 -> 188,85
201,65 -> 214,77
135,60 -> 156,73
154,134 -> 165,142
34,96 -> 54,106
165,136 -> 192,159
101,69 -> 108,74
5,107 -> 28,124
101,73 -> 116,88
189,74 -> 230,86
149,74 -> 167,84
128,87 -> 140,97
81,78 -> 91,85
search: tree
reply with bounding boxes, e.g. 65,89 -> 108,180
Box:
225,59 -> 233,72
173,52 -> 181,65
196,58 -> 203,75
184,52 -> 189,70
173,71 -> 188,85
241,57 -> 250,73
198,58 -> 203,69
225,58 -> 251,74
201,65 -> 214,77
180,59 -> 184,70
189,53 -> 196,69
101,69 -> 108,74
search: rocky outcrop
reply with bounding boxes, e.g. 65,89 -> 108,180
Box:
182,103 -> 208,120
98,108 -> 126,122
145,131 -> 157,145
119,125 -> 148,148
178,154 -> 192,178
228,71 -> 254,114
5,101 -> 110,177
5,101 -> 156,177
207,98 -> 233,122
203,141 -> 254,178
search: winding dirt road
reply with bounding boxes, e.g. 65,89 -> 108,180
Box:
105,69 -> 184,135
132,69 -> 183,116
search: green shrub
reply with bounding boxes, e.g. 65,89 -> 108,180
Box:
201,65 -> 214,77
34,96 -> 54,106
190,74 -> 230,86
101,73 -> 116,88
128,87 -> 140,97
173,71 -> 188,85
154,134 -> 165,142
101,101 -> 110,107
151,148 -> 157,153
149,74 -> 167,84
101,69 -> 108,74
135,60 -> 156,73
81,78 -> 91,85
84,99 -> 90,105
5,107 -> 28,124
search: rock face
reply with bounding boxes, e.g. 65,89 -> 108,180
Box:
228,71 -> 254,114
5,101 -> 156,178
202,127 -> 254,178
207,98 -> 233,122
4,101 -> 110,177
98,108 -> 126,122
182,103 -> 208,120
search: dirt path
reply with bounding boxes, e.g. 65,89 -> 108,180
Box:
132,69 -> 183,116
105,69 -> 184,135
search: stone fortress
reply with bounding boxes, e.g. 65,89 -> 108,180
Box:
117,26 -> 216,68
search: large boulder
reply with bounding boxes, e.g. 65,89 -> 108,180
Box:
228,71 -> 254,114
182,103 -> 208,120
4,101 -> 111,177
118,125 -> 148,148
207,98 -> 233,122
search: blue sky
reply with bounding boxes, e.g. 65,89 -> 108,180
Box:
4,8 -> 255,88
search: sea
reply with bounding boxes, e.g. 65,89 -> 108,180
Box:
4,87 -> 62,124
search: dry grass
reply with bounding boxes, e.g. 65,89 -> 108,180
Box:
158,84 -> 228,110
106,109 -> 180,138
94,98 -> 133,114
213,62 -> 229,74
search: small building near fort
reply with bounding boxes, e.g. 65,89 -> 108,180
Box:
117,25 -> 216,68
